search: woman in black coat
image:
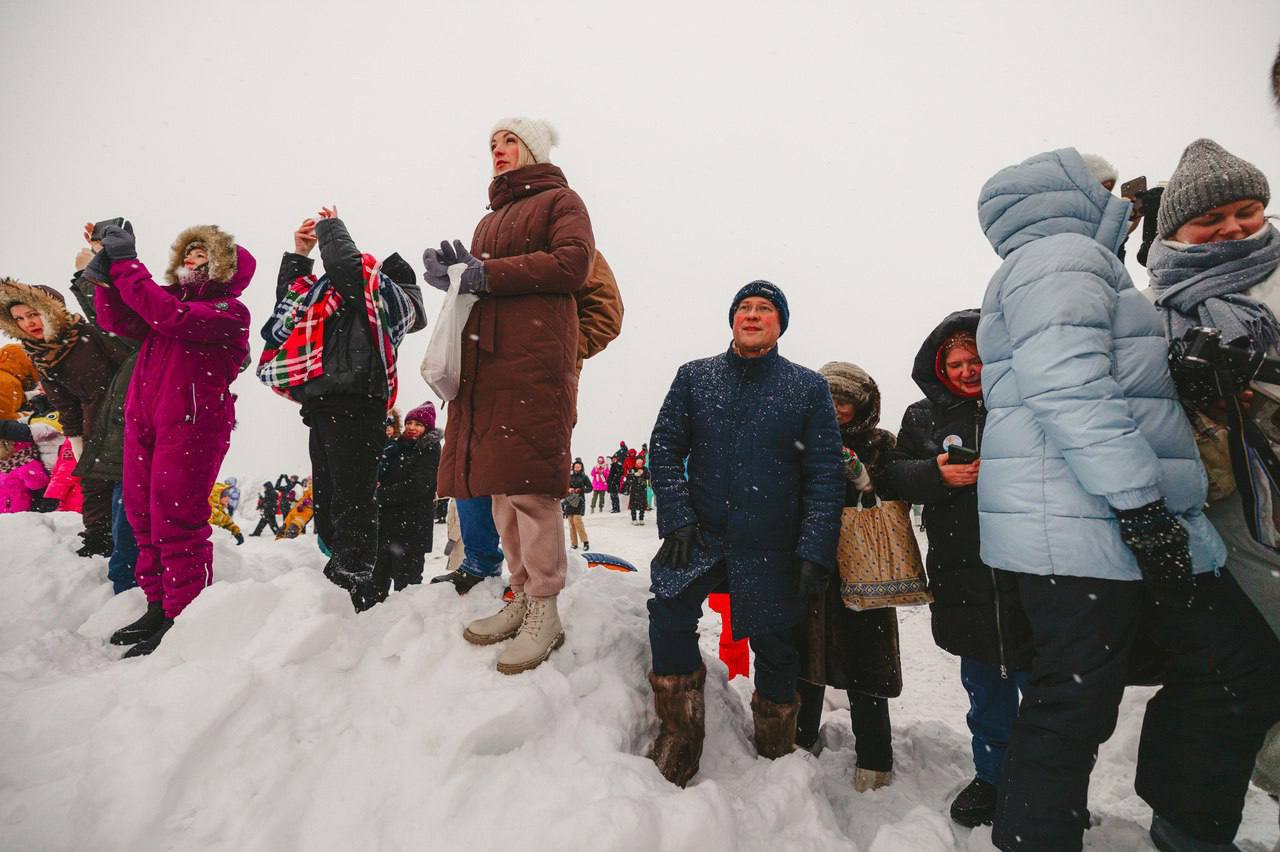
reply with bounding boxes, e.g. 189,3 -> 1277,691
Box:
565,459 -> 591,550
878,309 -> 1033,827
372,402 -> 441,602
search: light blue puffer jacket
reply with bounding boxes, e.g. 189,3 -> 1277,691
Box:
975,148 -> 1225,580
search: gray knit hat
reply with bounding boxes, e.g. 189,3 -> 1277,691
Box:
1158,139 -> 1270,238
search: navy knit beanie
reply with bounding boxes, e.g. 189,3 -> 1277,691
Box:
728,280 -> 789,335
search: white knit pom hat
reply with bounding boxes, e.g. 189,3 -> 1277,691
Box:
490,118 -> 558,165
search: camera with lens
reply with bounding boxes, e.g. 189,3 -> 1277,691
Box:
1171,326 -> 1280,404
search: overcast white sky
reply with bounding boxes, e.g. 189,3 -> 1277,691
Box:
2,0 -> 1278,485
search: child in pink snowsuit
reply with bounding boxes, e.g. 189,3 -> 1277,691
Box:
90,224 -> 253,657
0,440 -> 50,513
44,438 -> 85,512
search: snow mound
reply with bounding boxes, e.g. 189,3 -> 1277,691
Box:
2,511 -> 1277,851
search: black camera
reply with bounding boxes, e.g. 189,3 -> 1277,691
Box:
1172,326 -> 1280,403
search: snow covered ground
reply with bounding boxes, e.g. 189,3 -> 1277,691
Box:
1,508 -> 1277,851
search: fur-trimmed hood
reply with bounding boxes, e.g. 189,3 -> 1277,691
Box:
0,279 -> 74,343
165,225 -> 238,286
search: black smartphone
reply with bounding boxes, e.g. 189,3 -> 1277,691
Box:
947,445 -> 979,465
1119,176 -> 1148,199
90,218 -> 126,241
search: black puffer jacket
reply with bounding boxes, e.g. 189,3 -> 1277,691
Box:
878,309 -> 1033,673
377,430 -> 442,509
276,219 -> 425,413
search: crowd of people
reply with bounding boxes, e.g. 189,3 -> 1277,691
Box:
3,94 -> 1280,850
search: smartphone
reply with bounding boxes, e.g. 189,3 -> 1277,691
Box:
90,218 -> 126,241
1119,176 -> 1147,199
946,445 -> 979,465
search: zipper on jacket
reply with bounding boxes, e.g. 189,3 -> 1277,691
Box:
974,400 -> 986,453
989,567 -> 1009,680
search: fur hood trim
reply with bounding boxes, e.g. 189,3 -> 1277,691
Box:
165,225 -> 237,285
0,279 -> 73,343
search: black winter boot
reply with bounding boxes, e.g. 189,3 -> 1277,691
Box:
76,530 -> 114,558
1150,815 -> 1241,852
121,619 -> 173,659
949,777 -> 998,828
109,601 -> 166,646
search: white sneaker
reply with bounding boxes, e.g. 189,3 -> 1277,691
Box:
463,592 -> 527,646
496,595 -> 565,674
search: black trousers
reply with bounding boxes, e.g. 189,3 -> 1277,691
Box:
251,513 -> 280,536
609,488 -> 621,512
795,680 -> 893,771
305,396 -> 384,585
649,561 -> 800,704
81,477 -> 115,544
993,570 -> 1280,851
372,502 -> 433,600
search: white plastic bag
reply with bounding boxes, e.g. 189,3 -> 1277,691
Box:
420,265 -> 480,401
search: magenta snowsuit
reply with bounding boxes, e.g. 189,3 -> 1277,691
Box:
0,443 -> 50,513
96,236 -> 254,619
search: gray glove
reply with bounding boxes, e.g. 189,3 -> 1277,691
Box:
81,251 -> 113,285
99,225 -> 137,261
422,247 -> 451,292
438,240 -> 488,294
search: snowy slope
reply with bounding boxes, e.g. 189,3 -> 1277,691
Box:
1,510 -> 1277,851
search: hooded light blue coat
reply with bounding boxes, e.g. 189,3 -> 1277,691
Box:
975,148 -> 1225,581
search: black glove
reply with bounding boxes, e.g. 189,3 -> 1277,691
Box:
80,251 -> 113,285
796,559 -> 830,595
1116,499 -> 1195,607
99,225 -> 137,262
654,524 -> 704,570
234,532 -> 245,546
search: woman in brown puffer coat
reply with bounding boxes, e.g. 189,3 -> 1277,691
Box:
0,279 -> 132,555
423,117 -> 594,675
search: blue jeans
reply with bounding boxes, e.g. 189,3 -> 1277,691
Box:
455,496 -> 504,578
961,656 -> 1030,785
108,481 -> 139,594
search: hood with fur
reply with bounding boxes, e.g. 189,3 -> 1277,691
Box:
0,279 -> 74,343
165,225 -> 238,286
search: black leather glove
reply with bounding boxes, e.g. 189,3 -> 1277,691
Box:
99,224 -> 137,262
654,524 -> 704,570
80,251 -> 113,285
796,559 -> 830,595
1116,499 -> 1195,607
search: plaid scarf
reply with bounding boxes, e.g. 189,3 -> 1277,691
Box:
257,254 -> 415,410
24,316 -> 84,374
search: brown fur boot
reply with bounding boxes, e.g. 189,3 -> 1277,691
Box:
647,667 -> 706,787
751,691 -> 800,759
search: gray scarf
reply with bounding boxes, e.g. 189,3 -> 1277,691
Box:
1148,223 -> 1280,351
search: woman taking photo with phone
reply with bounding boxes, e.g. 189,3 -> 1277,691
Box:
423,118 -> 594,675
878,310 -> 1033,828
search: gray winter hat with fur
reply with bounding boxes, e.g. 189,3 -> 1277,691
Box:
1158,139 -> 1270,238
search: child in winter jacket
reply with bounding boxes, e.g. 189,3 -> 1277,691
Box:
0,410 -> 68,512
626,458 -> 650,524
279,486 -> 315,539
89,223 -> 254,658
208,483 -> 244,545
0,440 -> 50,513
373,402 -> 441,601
0,344 -> 37,421
589,456 -> 608,512
44,439 -> 84,512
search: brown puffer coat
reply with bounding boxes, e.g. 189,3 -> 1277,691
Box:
437,163 -> 595,499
